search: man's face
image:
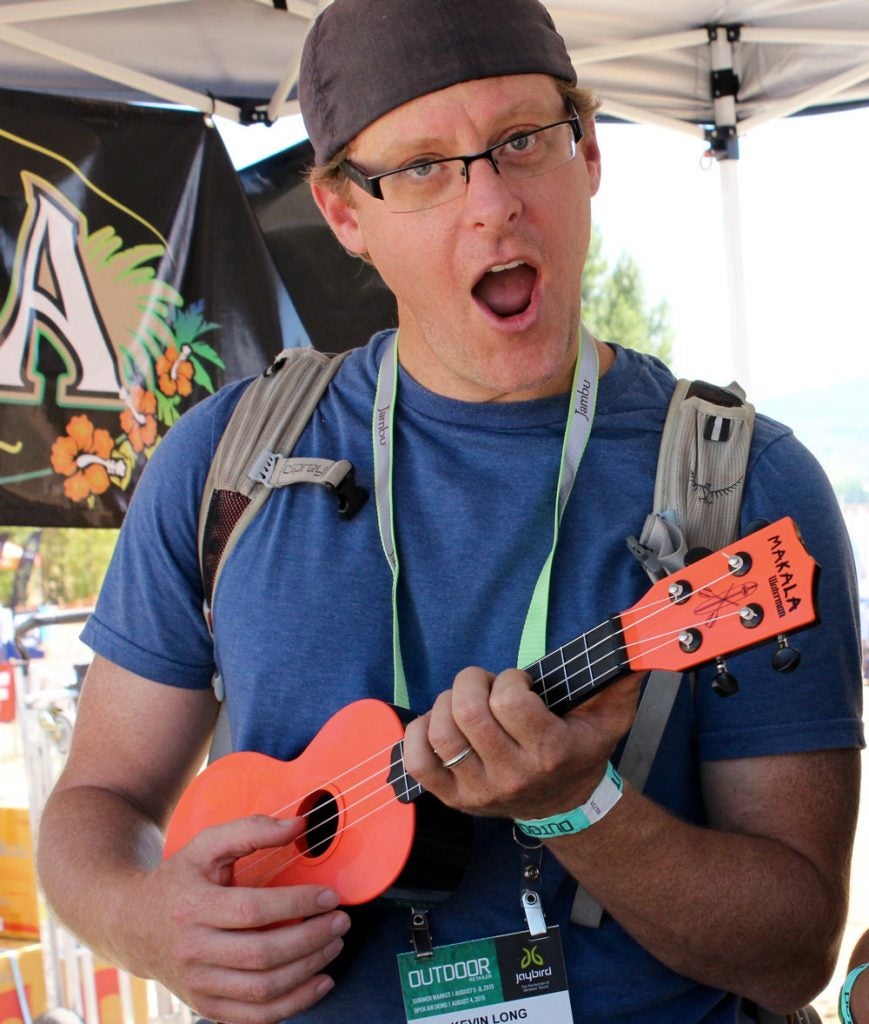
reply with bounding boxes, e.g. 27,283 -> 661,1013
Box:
313,74 -> 601,402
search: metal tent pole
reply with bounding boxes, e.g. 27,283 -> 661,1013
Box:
706,25 -> 751,391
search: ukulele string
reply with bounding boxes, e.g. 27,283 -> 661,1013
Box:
530,557 -> 737,712
233,562 -> 748,886
235,560 -> 746,883
541,604 -> 746,719
232,739 -> 407,881
241,756 -> 423,887
242,605 -> 731,884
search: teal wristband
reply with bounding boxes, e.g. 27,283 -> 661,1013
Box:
515,762 -> 623,839
841,963 -> 869,1024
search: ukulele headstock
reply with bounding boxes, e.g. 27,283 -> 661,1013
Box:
620,517 -> 818,675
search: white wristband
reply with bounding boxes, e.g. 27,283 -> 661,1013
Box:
515,762 -> 624,839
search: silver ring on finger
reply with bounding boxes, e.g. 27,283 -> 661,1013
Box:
440,745 -> 473,769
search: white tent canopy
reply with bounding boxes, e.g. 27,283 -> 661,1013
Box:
2,0 -> 869,385
2,0 -> 868,137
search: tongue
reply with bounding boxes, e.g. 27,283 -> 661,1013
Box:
473,264 -> 536,318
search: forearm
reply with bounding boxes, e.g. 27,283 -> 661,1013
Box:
548,783 -> 847,1013
38,782 -> 166,974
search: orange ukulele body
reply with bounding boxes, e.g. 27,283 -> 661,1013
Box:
164,699 -> 472,906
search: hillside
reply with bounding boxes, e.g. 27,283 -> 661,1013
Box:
760,378 -> 869,493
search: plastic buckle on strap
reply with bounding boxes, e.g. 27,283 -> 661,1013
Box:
328,462 -> 368,520
248,451 -> 368,519
249,448 -> 278,487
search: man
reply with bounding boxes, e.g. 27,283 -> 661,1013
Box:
37,1 -> 864,1022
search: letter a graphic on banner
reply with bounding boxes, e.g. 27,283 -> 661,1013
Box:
0,175 -> 124,407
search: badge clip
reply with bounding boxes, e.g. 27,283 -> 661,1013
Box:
409,907 -> 434,959
521,889 -> 548,938
514,824 -> 548,938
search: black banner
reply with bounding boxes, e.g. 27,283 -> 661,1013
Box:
239,140 -> 396,354
0,89 -> 294,527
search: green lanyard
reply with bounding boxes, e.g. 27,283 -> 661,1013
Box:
372,330 -> 599,708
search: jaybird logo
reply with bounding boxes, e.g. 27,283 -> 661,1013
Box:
520,946 -> 545,970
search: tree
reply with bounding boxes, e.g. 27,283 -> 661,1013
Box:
582,226 -> 674,364
0,526 -> 118,609
37,528 -> 119,606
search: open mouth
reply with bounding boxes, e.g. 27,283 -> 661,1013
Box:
472,260 -> 538,319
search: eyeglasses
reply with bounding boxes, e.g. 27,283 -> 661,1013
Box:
340,104 -> 584,214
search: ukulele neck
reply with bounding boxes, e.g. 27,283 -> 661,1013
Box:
526,616 -> 627,716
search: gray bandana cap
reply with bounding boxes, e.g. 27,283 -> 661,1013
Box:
298,0 -> 577,165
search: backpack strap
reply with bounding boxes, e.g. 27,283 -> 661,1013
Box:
199,347 -> 362,760
628,378 -> 755,581
570,377 -> 755,927
199,347 -> 360,631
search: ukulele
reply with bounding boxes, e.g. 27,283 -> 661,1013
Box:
164,516 -> 817,909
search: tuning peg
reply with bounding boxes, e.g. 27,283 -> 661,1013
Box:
772,636 -> 801,673
727,551 -> 752,577
712,657 -> 739,697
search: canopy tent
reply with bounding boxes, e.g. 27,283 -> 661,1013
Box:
2,0 -> 869,385
2,1 -> 868,133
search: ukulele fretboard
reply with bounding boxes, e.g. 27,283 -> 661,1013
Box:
526,616 -> 626,716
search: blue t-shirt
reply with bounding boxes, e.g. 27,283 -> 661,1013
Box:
83,333 -> 864,1023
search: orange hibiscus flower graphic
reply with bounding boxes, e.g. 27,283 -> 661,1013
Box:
156,344 -> 194,397
120,387 -> 158,453
50,415 -> 124,502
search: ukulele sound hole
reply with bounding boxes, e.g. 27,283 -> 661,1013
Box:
298,790 -> 339,858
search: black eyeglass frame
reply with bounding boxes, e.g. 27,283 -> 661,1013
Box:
340,102 -> 584,204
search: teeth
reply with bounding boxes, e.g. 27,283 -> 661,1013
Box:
489,260 -> 525,273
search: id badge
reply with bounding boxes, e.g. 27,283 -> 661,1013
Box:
396,925 -> 574,1024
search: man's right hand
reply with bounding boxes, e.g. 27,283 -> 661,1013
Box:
137,811 -> 348,1019
137,814 -> 350,1024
